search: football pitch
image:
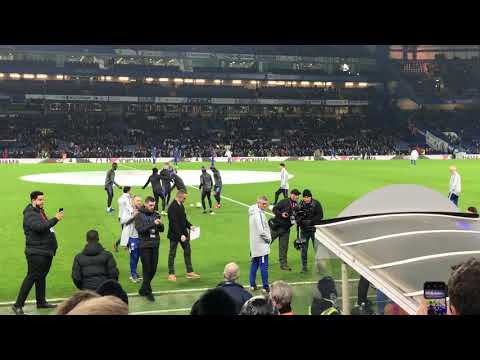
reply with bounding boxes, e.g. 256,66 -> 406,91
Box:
1,159 -> 479,315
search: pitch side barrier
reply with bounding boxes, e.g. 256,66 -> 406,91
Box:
3,154 -> 480,164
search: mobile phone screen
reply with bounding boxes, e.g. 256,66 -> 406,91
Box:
424,282 -> 448,315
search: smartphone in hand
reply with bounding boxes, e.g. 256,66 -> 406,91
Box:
424,282 -> 448,315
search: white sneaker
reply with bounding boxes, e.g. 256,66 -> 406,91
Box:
210,211 -> 215,215
129,276 -> 139,283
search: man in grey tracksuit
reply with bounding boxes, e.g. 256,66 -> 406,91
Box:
248,195 -> 272,293
199,167 -> 214,214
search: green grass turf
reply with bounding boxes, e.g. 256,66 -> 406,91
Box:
1,159 -> 479,310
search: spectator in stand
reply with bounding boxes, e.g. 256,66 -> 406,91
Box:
239,295 -> 279,315
56,290 -> 100,315
190,287 -> 238,315
270,280 -> 295,315
67,295 -> 128,315
216,262 -> 252,314
417,258 -> 480,315
71,230 -> 119,291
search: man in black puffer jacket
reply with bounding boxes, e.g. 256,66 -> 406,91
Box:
135,196 -> 165,302
72,230 -> 119,291
12,191 -> 64,315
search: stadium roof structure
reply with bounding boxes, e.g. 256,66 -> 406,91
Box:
314,184 -> 480,314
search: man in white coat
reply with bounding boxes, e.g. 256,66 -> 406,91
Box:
120,194 -> 142,282
272,163 -> 289,206
448,165 -> 462,207
248,195 -> 272,294
114,186 -> 132,252
410,147 -> 419,166
225,149 -> 233,164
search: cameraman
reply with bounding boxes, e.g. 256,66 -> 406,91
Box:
297,189 -> 324,273
270,189 -> 301,271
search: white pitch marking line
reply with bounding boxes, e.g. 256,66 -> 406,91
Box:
342,230 -> 480,247
370,250 -> 480,270
0,279 -> 361,307
119,162 -> 274,216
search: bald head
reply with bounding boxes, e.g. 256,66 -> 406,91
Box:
224,262 -> 240,282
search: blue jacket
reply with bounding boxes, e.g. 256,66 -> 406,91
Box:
217,281 -> 252,314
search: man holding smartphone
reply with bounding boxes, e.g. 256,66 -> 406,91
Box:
12,191 -> 64,315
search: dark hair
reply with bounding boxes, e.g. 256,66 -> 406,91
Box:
86,230 -> 99,243
468,207 -> 478,214
112,162 -> 117,167
280,163 -> 285,167
152,167 -> 158,174
190,288 -> 237,315
448,258 -> 480,315
123,186 -> 131,193
145,196 -> 155,203
30,191 -> 44,201
96,279 -> 129,305
290,189 -> 301,196
240,296 -> 278,315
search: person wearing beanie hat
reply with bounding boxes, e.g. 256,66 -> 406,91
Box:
297,189 -> 324,273
96,279 -> 129,305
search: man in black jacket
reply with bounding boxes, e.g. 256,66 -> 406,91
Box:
72,230 -> 119,291
142,168 -> 164,212
216,262 -> 252,314
134,196 -> 165,302
270,189 -> 300,271
12,191 -> 64,315
171,170 -> 187,193
297,189 -> 324,273
167,190 -> 200,281
159,163 -> 172,214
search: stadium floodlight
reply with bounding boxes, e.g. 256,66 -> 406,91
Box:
250,80 -> 258,85
345,82 -> 354,87
276,81 -> 285,85
174,78 -> 184,83
159,78 -> 169,82
9,73 -> 21,79
214,79 -> 222,84
184,79 -> 194,83
56,75 -> 64,80
36,74 -> 48,79
300,81 -> 310,86
195,79 -> 205,84
23,74 -> 35,79
232,80 -> 242,85
326,82 -> 332,86
145,77 -> 154,82
118,76 -> 129,82
358,82 -> 368,87
0,73 -> 4,78
267,81 -> 277,85
313,81 -> 325,87
105,76 -> 112,81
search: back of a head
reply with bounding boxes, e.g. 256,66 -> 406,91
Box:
191,288 -> 237,315
56,290 -> 100,315
270,280 -> 293,309
317,276 -> 338,300
123,186 -> 131,194
67,296 -> 128,315
96,279 -> 129,305
86,230 -> 99,243
224,262 -> 240,282
448,258 -> 480,315
240,296 -> 278,315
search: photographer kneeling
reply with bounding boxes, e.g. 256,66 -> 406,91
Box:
296,189 -> 324,273
270,189 -> 300,271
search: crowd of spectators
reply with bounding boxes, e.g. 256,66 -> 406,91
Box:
0,113 -> 405,159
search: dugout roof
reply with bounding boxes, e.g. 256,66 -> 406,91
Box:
314,184 -> 480,314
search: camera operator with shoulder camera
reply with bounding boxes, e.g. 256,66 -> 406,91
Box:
296,189 -> 324,273
269,189 -> 301,271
